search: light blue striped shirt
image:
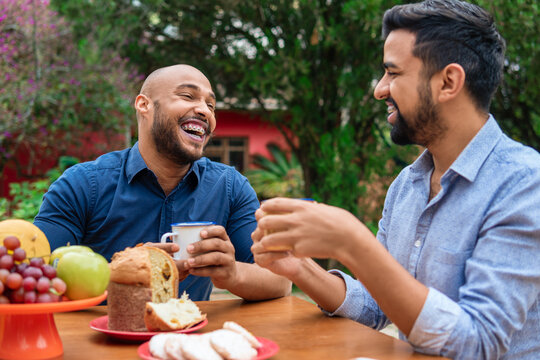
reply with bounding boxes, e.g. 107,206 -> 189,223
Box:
327,116 -> 540,359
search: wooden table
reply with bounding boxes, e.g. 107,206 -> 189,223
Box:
54,296 -> 446,360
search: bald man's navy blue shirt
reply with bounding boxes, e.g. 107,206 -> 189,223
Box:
34,142 -> 259,301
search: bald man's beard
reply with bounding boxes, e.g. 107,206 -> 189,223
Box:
151,103 -> 205,165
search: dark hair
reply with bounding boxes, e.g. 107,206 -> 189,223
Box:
382,0 -> 505,111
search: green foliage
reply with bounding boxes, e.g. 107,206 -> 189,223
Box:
245,143 -> 304,200
50,0 -> 540,221
474,0 -> 540,149
0,0 -> 140,176
51,0 -> 410,216
0,156 -> 79,221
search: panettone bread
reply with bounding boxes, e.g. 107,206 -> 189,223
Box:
144,292 -> 206,331
107,246 -> 179,331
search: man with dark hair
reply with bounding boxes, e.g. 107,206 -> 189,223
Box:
251,1 -> 540,358
35,64 -> 291,301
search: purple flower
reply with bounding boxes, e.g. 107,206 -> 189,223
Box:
3,132 -> 12,138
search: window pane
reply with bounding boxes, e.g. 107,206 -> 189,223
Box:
229,151 -> 245,173
207,155 -> 222,163
229,139 -> 245,147
209,138 -> 222,146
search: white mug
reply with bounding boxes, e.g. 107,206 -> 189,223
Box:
160,221 -> 215,260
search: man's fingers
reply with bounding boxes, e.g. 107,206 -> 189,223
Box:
259,231 -> 294,253
188,237 -> 234,256
144,242 -> 179,253
188,265 -> 226,278
187,251 -> 233,268
200,225 -> 228,240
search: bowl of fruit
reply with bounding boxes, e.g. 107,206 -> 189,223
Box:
0,219 -> 109,360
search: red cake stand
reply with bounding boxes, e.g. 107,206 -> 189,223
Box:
0,291 -> 107,360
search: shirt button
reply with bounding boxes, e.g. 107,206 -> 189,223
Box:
414,240 -> 421,247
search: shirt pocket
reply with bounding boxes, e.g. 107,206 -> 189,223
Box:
421,247 -> 474,301
431,247 -> 474,265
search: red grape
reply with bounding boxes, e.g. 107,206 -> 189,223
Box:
12,248 -> 26,262
0,295 -> 8,304
48,293 -> 61,302
0,246 -> 7,257
41,264 -> 56,279
0,281 -> 4,295
22,276 -> 37,291
29,257 -> 45,268
6,272 -> 23,290
0,268 -> 9,283
36,277 -> 51,293
23,291 -> 37,304
51,277 -> 67,295
22,266 -> 43,280
3,236 -> 20,250
30,258 -> 45,268
36,292 -> 53,303
0,254 -> 14,269
16,262 -> 29,274
9,287 -> 24,303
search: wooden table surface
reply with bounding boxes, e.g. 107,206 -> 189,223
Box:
55,296 -> 446,360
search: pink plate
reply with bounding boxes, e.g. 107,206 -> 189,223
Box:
89,315 -> 208,341
138,336 -> 279,360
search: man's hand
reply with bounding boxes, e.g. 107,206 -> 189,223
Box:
251,224 -> 306,280
183,225 -> 238,290
143,242 -> 190,282
256,198 -> 371,260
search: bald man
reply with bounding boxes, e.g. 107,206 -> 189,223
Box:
34,64 -> 291,301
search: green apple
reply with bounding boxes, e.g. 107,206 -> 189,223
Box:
56,252 -> 110,300
50,245 -> 94,267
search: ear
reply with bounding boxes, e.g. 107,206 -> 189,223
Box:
134,94 -> 152,114
435,63 -> 466,103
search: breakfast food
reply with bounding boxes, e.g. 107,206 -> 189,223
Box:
149,321 -> 262,360
149,333 -> 186,360
223,321 -> 262,348
107,246 -> 179,331
145,292 -> 206,331
181,334 -> 222,360
209,329 -> 258,360
0,219 -> 50,263
0,235 -> 66,304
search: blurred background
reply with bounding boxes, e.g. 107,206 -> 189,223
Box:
1,0 -> 538,255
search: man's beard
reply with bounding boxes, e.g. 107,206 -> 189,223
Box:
390,82 -> 445,147
151,103 -> 207,165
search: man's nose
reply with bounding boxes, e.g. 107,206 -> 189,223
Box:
194,101 -> 212,119
373,77 -> 389,100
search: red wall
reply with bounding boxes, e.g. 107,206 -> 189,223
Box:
1,111 -> 288,197
213,110 -> 288,158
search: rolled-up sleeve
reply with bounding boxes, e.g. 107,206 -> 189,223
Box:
321,270 -> 390,331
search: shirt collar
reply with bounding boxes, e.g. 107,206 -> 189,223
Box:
126,142 -> 147,183
448,115 -> 502,182
126,142 -> 202,186
409,115 -> 502,182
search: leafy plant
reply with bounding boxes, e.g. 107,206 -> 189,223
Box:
0,0 -> 140,179
245,143 -> 304,200
0,156 -> 79,221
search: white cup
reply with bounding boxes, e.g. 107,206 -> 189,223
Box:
160,221 -> 215,260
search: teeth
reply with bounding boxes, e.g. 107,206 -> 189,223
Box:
387,105 -> 396,114
181,123 -> 205,136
